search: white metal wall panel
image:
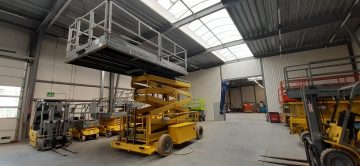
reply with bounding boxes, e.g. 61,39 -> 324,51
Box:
34,36 -> 132,101
182,66 -> 221,120
221,58 -> 262,80
229,87 -> 242,107
263,45 -> 350,112
255,85 -> 266,104
241,86 -> 255,103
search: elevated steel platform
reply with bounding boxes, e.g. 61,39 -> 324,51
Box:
284,55 -> 360,98
66,0 -> 188,77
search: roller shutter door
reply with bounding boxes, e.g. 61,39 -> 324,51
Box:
0,57 -> 26,143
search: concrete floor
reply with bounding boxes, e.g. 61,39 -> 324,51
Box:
0,113 -> 306,166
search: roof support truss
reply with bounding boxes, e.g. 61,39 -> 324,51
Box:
35,0 -> 72,32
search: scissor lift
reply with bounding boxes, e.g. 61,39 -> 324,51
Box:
65,0 -> 202,156
111,74 -> 203,156
70,102 -> 100,141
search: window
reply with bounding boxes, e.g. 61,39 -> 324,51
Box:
0,86 -> 21,118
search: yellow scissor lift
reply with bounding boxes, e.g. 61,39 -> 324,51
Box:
111,74 -> 203,156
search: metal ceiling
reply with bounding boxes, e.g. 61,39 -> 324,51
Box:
0,0 -> 359,72
227,78 -> 263,88
225,0 -> 360,58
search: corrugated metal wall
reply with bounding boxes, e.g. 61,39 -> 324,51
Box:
229,87 -> 242,108
262,45 -> 350,112
221,58 -> 262,80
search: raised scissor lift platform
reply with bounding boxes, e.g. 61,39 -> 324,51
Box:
283,55 -> 360,98
66,0 -> 188,77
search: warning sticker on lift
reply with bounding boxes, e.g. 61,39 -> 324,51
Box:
306,100 -> 314,112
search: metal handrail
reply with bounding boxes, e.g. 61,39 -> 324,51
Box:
284,55 -> 360,89
66,0 -> 187,69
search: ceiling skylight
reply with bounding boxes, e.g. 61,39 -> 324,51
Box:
151,0 -> 254,62
212,44 -> 254,62
156,0 -> 220,21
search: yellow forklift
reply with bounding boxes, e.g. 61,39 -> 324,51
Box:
301,83 -> 360,165
29,101 -> 72,151
111,74 -> 203,156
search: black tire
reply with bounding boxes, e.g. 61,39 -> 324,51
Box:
36,139 -> 43,151
157,134 -> 173,157
105,131 -> 112,138
299,131 -> 310,144
320,148 -> 356,166
80,135 -> 86,142
196,125 -> 203,139
303,138 -> 318,166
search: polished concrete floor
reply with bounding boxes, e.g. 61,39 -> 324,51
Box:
0,113 -> 306,166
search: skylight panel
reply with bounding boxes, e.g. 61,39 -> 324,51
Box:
212,48 -> 237,62
228,44 -> 253,59
150,0 -> 251,62
200,9 -> 242,43
169,1 -> 192,19
182,0 -> 220,13
156,0 -> 220,21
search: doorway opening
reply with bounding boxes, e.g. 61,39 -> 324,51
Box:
224,76 -> 267,113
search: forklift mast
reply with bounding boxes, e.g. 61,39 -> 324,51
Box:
300,87 -> 326,165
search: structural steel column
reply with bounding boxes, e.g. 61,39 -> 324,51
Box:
19,32 -> 44,141
100,71 -> 105,99
347,42 -> 359,81
109,73 -> 114,113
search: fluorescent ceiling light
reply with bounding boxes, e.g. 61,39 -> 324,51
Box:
247,76 -> 262,81
254,80 -> 264,88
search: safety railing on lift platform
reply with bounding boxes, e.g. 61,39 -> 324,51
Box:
283,55 -> 360,90
66,0 -> 187,70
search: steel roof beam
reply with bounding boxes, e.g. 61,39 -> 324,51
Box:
186,39 -> 245,58
207,39 -> 245,52
189,10 -> 360,59
35,0 -> 66,32
46,0 -> 72,30
255,39 -> 349,58
244,10 -> 360,41
172,2 -> 224,29
35,0 -> 72,32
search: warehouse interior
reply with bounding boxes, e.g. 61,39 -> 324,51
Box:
0,0 -> 360,165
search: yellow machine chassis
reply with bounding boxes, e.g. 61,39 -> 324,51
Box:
111,121 -> 197,155
111,74 -> 202,156
323,123 -> 360,161
72,127 -> 100,141
29,129 -> 38,148
99,117 -> 121,136
288,101 -> 360,135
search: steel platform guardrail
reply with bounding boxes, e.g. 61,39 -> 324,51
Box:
283,55 -> 360,98
66,0 -> 188,77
